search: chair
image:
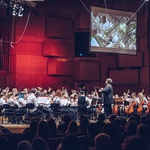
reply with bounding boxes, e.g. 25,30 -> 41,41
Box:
0,105 -> 3,123
14,106 -> 26,124
2,104 -> 15,123
25,103 -> 37,123
51,103 -> 62,120
46,137 -> 63,150
77,106 -> 90,120
91,98 -> 98,120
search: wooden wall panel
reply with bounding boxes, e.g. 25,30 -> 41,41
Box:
74,61 -> 100,81
0,70 -> 6,89
139,37 -> 148,52
74,14 -> 89,29
16,55 -> 48,74
140,67 -> 149,84
48,59 -> 74,75
109,69 -> 139,84
57,76 -> 73,85
15,74 -> 43,89
2,53 -> 9,72
43,40 -> 73,57
45,17 -> 73,38
119,52 -> 143,67
74,81 -> 100,92
16,15 -> 45,40
13,74 -> 74,90
15,41 -> 43,55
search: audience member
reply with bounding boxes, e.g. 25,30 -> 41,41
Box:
87,123 -> 98,147
95,113 -> 106,132
36,120 -> 49,139
125,120 -> 138,136
58,114 -> 71,133
58,134 -> 80,150
136,124 -> 149,140
66,121 -> 78,134
0,136 -> 10,150
80,117 -> 89,134
20,119 -> 38,142
17,140 -> 32,150
94,133 -> 111,150
122,135 -> 147,150
47,117 -> 58,134
32,137 -> 49,150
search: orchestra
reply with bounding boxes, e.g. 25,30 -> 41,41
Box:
0,85 -> 150,124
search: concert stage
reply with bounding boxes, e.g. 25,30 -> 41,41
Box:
2,124 -> 29,133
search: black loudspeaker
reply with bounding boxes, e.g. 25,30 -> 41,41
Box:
74,32 -> 95,57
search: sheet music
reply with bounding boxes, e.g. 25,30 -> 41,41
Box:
61,99 -> 69,106
37,97 -> 48,104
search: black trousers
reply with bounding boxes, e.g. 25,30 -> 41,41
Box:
104,104 -> 112,117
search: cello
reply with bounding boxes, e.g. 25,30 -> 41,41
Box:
112,94 -> 123,115
145,102 -> 150,114
137,89 -> 145,114
125,92 -> 137,114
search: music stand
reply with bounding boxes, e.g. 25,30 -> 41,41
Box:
37,97 -> 48,106
114,98 -> 124,116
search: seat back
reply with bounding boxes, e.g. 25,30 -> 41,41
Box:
26,103 -> 34,109
51,103 -> 60,111
78,106 -> 87,112
3,104 -> 11,109
0,105 -> 3,111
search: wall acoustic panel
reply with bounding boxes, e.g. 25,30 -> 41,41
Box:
140,67 -> 149,84
119,52 -> 143,67
45,17 -> 73,38
0,70 -> 6,89
74,61 -> 100,81
15,41 -> 43,55
48,59 -> 74,75
109,69 -> 139,84
74,14 -> 89,29
15,55 -> 48,75
43,40 -> 73,57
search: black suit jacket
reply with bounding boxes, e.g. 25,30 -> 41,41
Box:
101,84 -> 114,105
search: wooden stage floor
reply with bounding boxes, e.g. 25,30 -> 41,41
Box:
2,124 -> 29,133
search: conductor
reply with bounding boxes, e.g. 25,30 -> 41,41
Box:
99,78 -> 114,117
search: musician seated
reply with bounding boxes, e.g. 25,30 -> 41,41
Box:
37,96 -> 53,119
125,92 -> 138,114
0,93 -> 6,106
137,92 -> 148,114
61,92 -> 71,106
18,92 -> 27,114
70,94 -> 78,107
77,91 -> 90,116
53,89 -> 76,120
26,88 -> 44,119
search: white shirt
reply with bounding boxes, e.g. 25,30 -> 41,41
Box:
27,93 -> 38,112
7,98 -> 19,106
0,98 -> 5,105
53,96 -> 62,106
18,98 -> 26,107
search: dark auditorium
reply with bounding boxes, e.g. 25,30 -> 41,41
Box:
0,0 -> 150,150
